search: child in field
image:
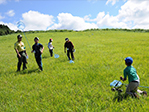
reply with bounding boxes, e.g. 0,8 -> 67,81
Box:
48,38 -> 54,57
120,57 -> 147,98
31,37 -> 44,71
64,38 -> 75,60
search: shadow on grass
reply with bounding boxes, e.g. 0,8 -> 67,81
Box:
58,59 -> 68,63
50,57 -> 68,63
113,92 -> 140,102
42,56 -> 49,59
15,68 -> 39,75
113,92 -> 126,102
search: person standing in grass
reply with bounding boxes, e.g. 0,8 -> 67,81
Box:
120,57 -> 147,98
48,38 -> 54,57
64,38 -> 75,60
14,35 -> 28,71
31,37 -> 44,71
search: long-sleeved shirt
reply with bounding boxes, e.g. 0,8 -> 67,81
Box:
64,41 -> 74,50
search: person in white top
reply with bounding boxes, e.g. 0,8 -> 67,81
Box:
48,38 -> 54,57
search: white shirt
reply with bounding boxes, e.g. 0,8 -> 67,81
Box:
48,42 -> 53,49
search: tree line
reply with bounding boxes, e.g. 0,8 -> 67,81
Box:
1,24 -> 149,36
0,24 -> 23,36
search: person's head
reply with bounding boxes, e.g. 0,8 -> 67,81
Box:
65,38 -> 69,42
34,37 -> 39,43
125,57 -> 133,66
49,38 -> 53,42
17,35 -> 22,41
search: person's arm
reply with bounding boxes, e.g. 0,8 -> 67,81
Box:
64,43 -> 66,53
24,50 -> 28,56
120,68 -> 127,81
31,45 -> 34,53
22,42 -> 27,56
48,43 -> 50,49
120,76 -> 126,81
52,43 -> 54,49
41,46 -> 44,54
15,48 -> 21,58
14,43 -> 21,57
64,47 -> 66,53
39,44 -> 44,54
70,41 -> 74,50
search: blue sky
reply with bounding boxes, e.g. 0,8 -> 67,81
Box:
0,0 -> 149,31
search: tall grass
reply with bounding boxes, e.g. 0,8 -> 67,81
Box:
0,31 -> 149,111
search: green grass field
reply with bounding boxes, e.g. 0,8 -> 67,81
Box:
0,30 -> 149,111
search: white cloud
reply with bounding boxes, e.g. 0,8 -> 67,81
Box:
84,14 -> 92,21
106,0 -> 119,5
48,13 -> 98,31
94,12 -> 106,22
6,10 -> 15,17
21,10 -> 54,31
106,0 -> 127,5
97,13 -> 128,28
0,21 -> 18,31
0,0 -> 6,4
90,0 -> 149,29
0,0 -> 20,4
118,0 -> 149,29
1,11 -> 98,31
84,12 -> 105,22
82,11 -> 128,29
2,0 -> 149,31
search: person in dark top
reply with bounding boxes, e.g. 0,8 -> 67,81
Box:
31,37 -> 44,71
64,38 -> 75,60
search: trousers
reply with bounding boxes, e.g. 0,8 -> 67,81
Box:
49,49 -> 53,57
126,81 -> 143,95
67,50 -> 74,60
17,51 -> 27,71
35,54 -> 43,71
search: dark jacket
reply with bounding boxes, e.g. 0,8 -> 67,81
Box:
64,41 -> 74,50
32,43 -> 43,56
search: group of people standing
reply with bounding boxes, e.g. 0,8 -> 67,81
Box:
14,35 -> 75,71
14,34 -> 147,98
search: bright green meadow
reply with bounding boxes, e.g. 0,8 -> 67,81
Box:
0,30 -> 149,111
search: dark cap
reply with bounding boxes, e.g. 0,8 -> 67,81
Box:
34,37 -> 39,40
49,38 -> 53,42
17,35 -> 22,38
65,38 -> 69,41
